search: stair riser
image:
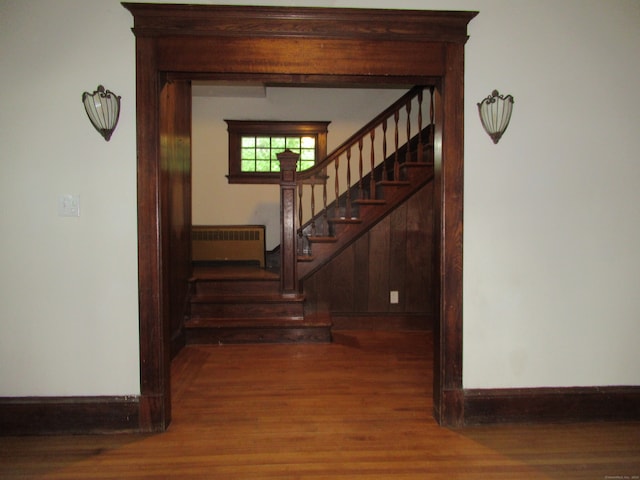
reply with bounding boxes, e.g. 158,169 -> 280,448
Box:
185,326 -> 331,344
194,280 -> 280,296
191,302 -> 304,318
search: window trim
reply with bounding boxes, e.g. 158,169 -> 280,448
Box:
225,120 -> 330,184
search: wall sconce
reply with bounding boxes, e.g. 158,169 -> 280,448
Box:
477,90 -> 514,144
82,85 -> 121,141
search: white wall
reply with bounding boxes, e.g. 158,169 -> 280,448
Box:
0,1 -> 139,396
462,0 -> 640,388
1,0 -> 638,398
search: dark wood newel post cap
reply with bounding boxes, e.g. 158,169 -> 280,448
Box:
277,149 -> 299,182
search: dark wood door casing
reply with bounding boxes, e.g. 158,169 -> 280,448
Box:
123,2 -> 476,431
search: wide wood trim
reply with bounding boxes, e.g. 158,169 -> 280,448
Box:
0,396 -> 140,435
432,43 -> 466,427
124,3 -> 477,431
155,37 -> 446,77
464,386 -> 640,424
123,3 -> 476,43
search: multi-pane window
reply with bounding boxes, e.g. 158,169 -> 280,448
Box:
226,120 -> 330,184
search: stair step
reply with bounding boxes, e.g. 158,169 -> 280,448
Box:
377,180 -> 411,187
307,236 -> 337,244
401,162 -> 434,181
191,293 -> 303,304
190,295 -> 304,319
190,265 -> 281,295
328,217 -> 362,225
297,162 -> 434,279
354,199 -> 386,206
192,279 -> 280,295
186,316 -> 329,328
184,316 -> 332,344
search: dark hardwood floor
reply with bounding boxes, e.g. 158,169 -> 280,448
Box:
1,330 -> 639,479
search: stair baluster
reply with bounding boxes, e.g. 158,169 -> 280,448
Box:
310,182 -> 316,237
406,99 -> 412,163
334,154 -> 340,219
417,89 -> 424,163
358,138 -> 364,200
298,182 -> 304,255
381,119 -> 388,182
322,173 -> 328,236
393,110 -> 400,181
345,146 -> 352,219
370,129 -> 377,197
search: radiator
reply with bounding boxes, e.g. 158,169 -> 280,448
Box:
192,225 -> 265,267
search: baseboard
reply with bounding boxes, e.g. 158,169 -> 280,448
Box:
331,313 -> 434,331
464,386 -> 640,425
0,395 -> 140,435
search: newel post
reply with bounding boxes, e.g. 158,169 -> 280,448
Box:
277,149 -> 300,295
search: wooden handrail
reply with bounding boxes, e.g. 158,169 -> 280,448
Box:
297,86 -> 426,182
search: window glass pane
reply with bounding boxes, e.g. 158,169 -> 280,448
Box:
255,160 -> 271,172
256,148 -> 271,160
241,160 -> 256,172
300,149 -> 315,161
256,137 -> 271,148
286,137 -> 301,149
301,137 -> 315,149
271,137 -> 286,150
298,160 -> 314,171
241,137 -> 255,148
241,148 -> 256,160
228,121 -> 327,182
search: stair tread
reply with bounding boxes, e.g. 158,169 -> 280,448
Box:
354,199 -> 386,205
307,236 -> 337,243
401,161 -> 434,168
328,217 -> 362,224
185,317 -> 330,328
378,180 -> 411,186
191,293 -> 304,303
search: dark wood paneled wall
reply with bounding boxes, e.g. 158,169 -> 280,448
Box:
304,181 -> 435,329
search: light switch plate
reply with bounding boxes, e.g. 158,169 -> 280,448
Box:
58,194 -> 80,217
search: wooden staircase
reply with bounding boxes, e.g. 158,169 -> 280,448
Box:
297,154 -> 433,280
185,266 -> 332,344
185,86 -> 435,344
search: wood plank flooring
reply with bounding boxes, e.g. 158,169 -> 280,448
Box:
1,331 -> 639,479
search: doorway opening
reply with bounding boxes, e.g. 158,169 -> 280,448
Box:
124,3 -> 474,430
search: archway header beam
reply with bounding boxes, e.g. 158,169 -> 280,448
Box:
123,3 -> 476,43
